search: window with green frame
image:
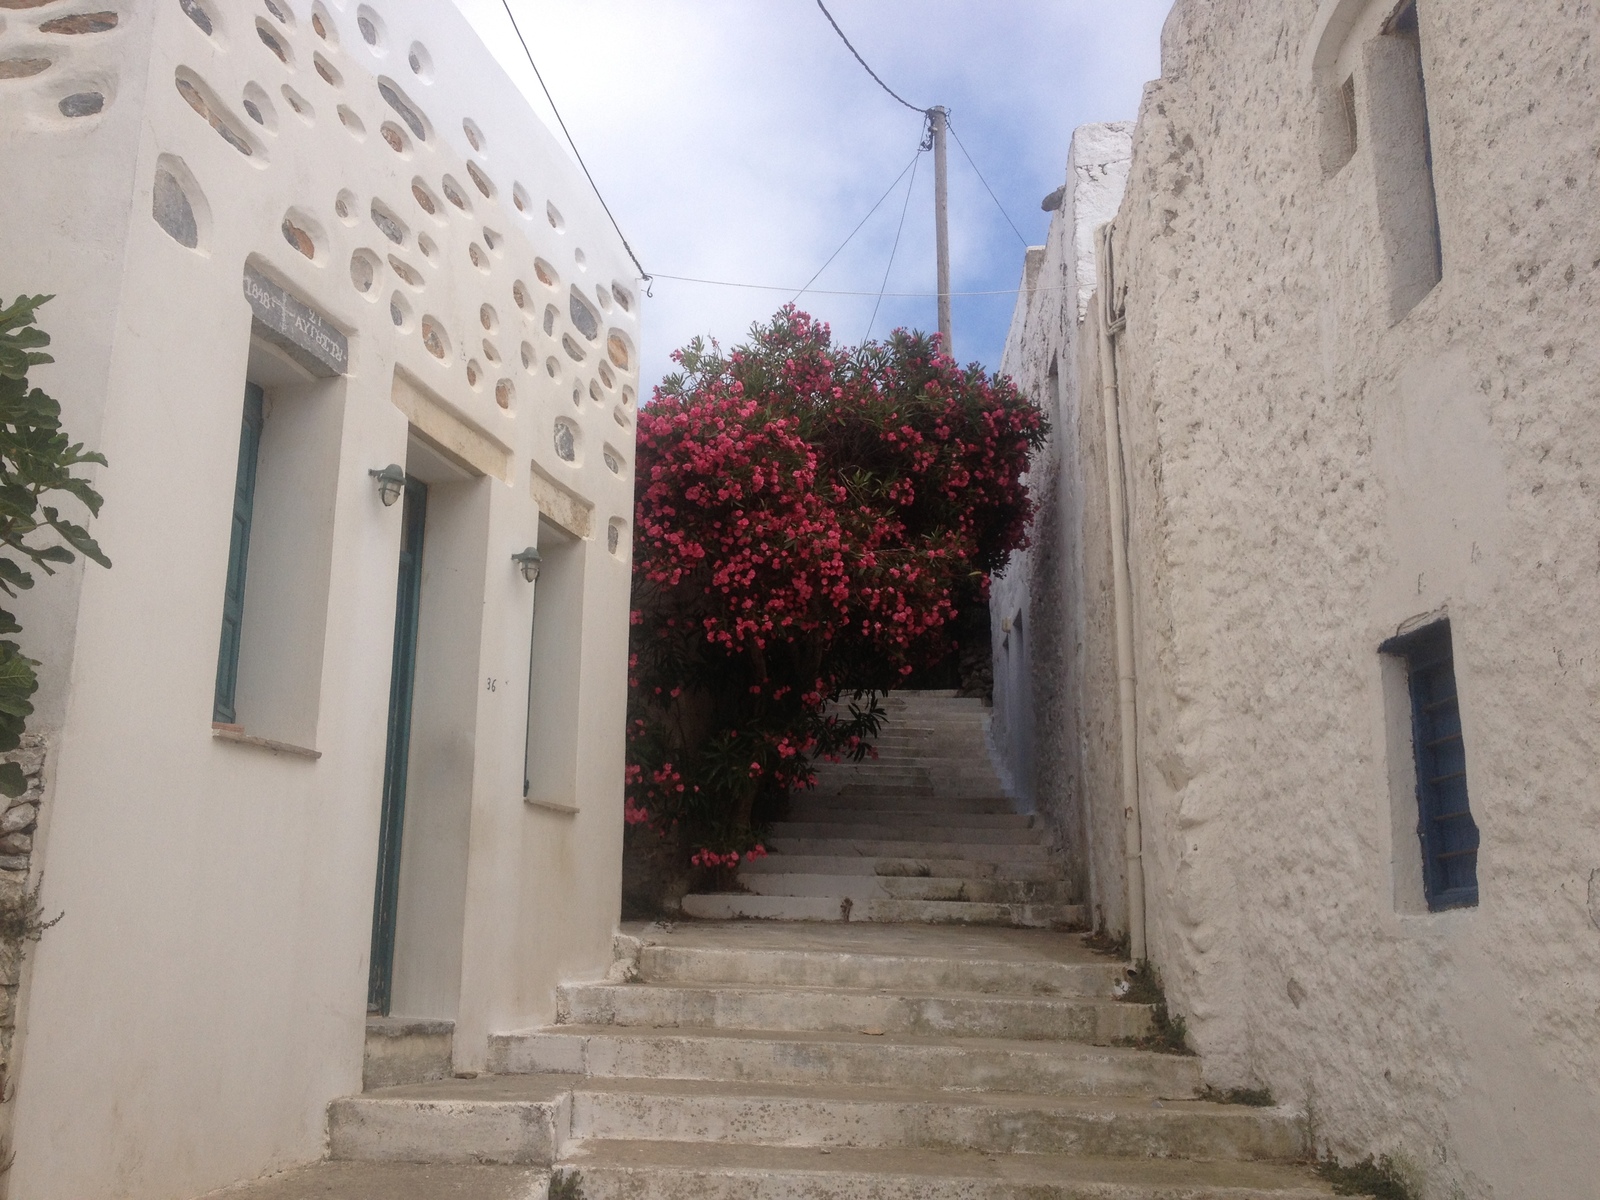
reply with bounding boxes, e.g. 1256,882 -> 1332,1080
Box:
213,382 -> 264,724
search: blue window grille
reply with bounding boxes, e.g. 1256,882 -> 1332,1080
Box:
1381,620 -> 1479,910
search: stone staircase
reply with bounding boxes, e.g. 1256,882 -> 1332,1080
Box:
215,692 -> 1331,1199
310,921 -> 1327,1198
683,691 -> 1083,928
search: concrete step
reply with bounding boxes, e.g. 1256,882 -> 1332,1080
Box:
738,855 -> 1056,881
623,928 -> 1125,995
828,754 -> 993,765
489,1026 -> 1202,1099
811,764 -> 994,779
364,1017 -> 454,1090
852,743 -> 994,753
328,1075 -> 572,1165
799,792 -> 1018,814
783,807 -> 1033,829
195,1161 -> 550,1199
769,821 -> 1044,845
815,775 -> 1005,789
807,770 -> 934,786
792,793 -> 1018,815
735,873 -> 1075,905
552,1142 -> 1333,1200
567,1078 -> 1307,1160
860,739 -> 991,747
832,763 -> 995,775
554,982 -> 1147,1044
767,837 -> 1049,861
331,1076 -> 1305,1167
679,893 -> 1083,928
827,784 -> 940,798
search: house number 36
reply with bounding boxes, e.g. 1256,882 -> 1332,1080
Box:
485,677 -> 498,692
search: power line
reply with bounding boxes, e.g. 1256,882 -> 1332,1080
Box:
648,273 -> 1058,299
814,0 -> 927,115
946,118 -> 1029,249
795,147 -> 925,304
865,152 -> 920,341
499,0 -> 650,284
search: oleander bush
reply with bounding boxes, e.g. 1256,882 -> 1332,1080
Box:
625,307 -> 1043,884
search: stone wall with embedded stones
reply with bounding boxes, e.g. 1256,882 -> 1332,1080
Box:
0,737 -> 45,1071
1001,1 -> 1600,1197
0,2 -> 641,1198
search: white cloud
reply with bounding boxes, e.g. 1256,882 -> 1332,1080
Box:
451,0 -> 1172,390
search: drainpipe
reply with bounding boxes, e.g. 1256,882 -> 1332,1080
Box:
1095,222 -> 1146,963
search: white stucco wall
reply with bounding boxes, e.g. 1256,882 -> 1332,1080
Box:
0,2 -> 639,1197
1065,0 -> 1600,1195
990,123 -> 1133,912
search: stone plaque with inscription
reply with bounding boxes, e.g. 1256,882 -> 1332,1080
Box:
242,266 -> 348,376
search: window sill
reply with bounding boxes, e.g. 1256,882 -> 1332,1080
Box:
212,723 -> 322,760
525,795 -> 578,815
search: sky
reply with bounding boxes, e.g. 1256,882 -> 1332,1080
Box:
450,0 -> 1173,392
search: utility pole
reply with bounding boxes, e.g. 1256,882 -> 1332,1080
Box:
930,106 -> 952,355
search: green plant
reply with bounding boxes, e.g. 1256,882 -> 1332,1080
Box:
1315,1155 -> 1416,1199
1082,923 -> 1130,958
1113,959 -> 1195,1056
0,295 -> 110,796
0,875 -> 62,943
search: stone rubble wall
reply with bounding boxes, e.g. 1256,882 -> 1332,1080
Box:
0,733 -> 46,1164
0,735 -> 45,1026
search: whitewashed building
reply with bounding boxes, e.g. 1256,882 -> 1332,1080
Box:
0,1 -> 639,1196
994,1 -> 1600,1196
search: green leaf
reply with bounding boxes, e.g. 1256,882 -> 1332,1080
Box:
0,761 -> 25,798
0,558 -> 33,592
41,509 -> 110,568
0,647 -> 37,718
0,295 -> 111,757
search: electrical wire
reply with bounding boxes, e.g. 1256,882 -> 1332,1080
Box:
499,0 -> 651,285
794,147 -> 925,303
947,117 -> 1030,249
814,0 -> 927,115
647,273 -> 1059,299
865,152 -> 920,341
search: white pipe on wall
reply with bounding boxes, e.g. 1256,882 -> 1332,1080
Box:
1095,222 -> 1147,963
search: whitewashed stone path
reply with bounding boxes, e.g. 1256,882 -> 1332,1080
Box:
210,694 -> 1333,1199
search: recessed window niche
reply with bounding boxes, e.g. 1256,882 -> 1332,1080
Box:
523,516 -> 587,810
1310,0 -> 1443,319
219,322 -> 349,749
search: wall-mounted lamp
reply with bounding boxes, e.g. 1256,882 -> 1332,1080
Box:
512,546 -> 543,583
369,464 -> 406,506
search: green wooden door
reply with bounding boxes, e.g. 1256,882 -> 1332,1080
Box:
368,478 -> 427,1015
